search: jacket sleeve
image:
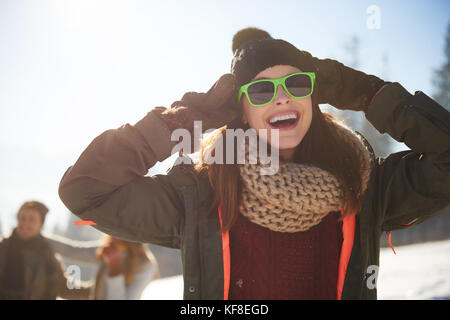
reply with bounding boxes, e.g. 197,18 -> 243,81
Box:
364,82 -> 450,231
58,110 -> 185,248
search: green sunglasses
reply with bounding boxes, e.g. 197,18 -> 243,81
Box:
238,72 -> 316,107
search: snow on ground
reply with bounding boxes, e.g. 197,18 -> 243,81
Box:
377,239 -> 450,300
141,239 -> 450,300
142,274 -> 184,300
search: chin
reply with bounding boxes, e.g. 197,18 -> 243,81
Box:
18,231 -> 29,239
277,135 -> 304,150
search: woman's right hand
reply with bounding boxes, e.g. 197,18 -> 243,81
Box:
154,73 -> 240,134
297,50 -> 386,112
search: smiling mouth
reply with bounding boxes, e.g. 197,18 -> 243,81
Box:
267,111 -> 300,130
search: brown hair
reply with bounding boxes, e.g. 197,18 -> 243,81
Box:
17,200 -> 49,224
96,235 -> 146,284
195,100 -> 365,232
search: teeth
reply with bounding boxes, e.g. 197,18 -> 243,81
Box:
269,113 -> 298,124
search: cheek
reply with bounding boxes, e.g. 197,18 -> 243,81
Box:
298,98 -> 313,125
31,219 -> 40,229
18,216 -> 26,227
19,213 -> 41,230
243,104 -> 266,128
302,104 -> 313,128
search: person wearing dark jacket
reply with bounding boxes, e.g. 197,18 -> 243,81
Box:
58,27 -> 450,300
0,201 -> 60,299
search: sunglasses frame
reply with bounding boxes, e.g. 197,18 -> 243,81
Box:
238,72 -> 316,107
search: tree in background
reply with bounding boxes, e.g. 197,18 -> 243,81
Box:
343,36 -> 360,69
325,34 -> 449,247
327,35 -> 395,158
432,22 -> 450,109
384,22 -> 450,247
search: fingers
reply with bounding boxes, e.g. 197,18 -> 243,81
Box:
170,100 -> 184,108
311,58 -> 343,104
209,106 -> 240,127
188,102 -> 239,131
181,74 -> 236,111
208,73 -> 236,102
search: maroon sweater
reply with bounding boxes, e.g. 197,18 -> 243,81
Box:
228,211 -> 343,300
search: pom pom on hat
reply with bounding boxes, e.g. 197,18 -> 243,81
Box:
231,27 -> 316,88
232,27 -> 272,53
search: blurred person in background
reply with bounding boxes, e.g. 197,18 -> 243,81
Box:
0,201 -> 60,299
45,233 -> 159,299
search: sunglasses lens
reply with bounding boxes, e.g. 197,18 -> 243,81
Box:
247,81 -> 275,105
285,74 -> 312,97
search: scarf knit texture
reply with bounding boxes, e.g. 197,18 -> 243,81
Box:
238,119 -> 372,233
227,119 -> 373,299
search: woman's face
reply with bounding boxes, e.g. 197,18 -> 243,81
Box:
241,65 -> 313,159
17,208 -> 43,240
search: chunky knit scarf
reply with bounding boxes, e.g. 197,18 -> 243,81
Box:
238,120 -> 373,233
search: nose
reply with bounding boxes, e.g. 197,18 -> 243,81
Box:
273,84 -> 290,106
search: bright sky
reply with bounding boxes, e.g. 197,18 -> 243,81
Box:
1,0 -> 449,235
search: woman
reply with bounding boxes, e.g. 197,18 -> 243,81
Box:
0,201 -> 60,299
58,27 -> 450,300
45,233 -> 159,299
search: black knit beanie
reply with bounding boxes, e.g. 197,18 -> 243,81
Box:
231,27 -> 317,88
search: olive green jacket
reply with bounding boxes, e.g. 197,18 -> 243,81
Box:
59,82 -> 450,299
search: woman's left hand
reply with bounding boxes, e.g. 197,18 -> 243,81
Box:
300,50 -> 387,112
